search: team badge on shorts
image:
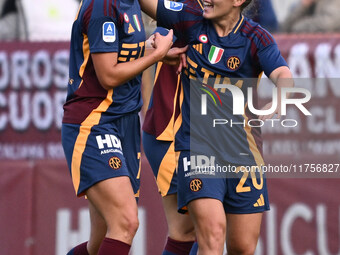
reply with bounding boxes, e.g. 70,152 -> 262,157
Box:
109,156 -> 122,170
226,56 -> 241,70
102,22 -> 116,43
190,178 -> 203,192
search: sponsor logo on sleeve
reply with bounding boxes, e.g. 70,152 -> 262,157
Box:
164,0 -> 183,11
102,22 -> 116,43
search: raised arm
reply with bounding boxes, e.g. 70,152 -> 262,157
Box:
139,0 -> 158,20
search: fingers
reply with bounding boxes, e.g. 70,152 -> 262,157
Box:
166,29 -> 174,39
180,53 -> 187,68
176,61 -> 183,75
172,45 -> 188,55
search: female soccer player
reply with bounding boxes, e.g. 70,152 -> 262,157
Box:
142,4 -> 202,255
143,36 -> 196,255
139,0 -> 293,254
61,0 -> 173,254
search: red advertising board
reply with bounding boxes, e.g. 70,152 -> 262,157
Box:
0,42 -> 69,160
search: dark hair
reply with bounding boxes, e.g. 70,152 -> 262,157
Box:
241,0 -> 253,11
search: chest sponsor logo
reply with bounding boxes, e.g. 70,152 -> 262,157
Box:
227,56 -> 241,70
102,22 -> 116,43
208,45 -> 224,64
133,14 -> 141,32
164,0 -> 183,11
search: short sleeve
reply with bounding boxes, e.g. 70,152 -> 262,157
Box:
156,0 -> 202,41
87,16 -> 119,53
258,44 -> 288,77
255,28 -> 288,76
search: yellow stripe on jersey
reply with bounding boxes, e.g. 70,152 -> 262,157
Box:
157,141 -> 176,196
138,42 -> 145,58
136,152 -> 141,179
257,72 -> 263,88
74,1 -> 83,21
243,104 -> 264,167
78,34 -> 90,88
71,90 -> 114,195
157,74 -> 181,141
234,15 -> 244,34
193,44 -> 203,54
153,62 -> 163,88
134,189 -> 140,198
120,50 -> 130,55
196,0 -> 203,10
122,43 -> 138,48
173,80 -> 184,134
118,57 -> 127,62
187,56 -> 198,68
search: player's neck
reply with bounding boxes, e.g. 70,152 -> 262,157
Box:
212,11 -> 240,37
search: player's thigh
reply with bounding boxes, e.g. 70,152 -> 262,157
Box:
86,176 -> 138,227
188,198 -> 226,239
162,194 -> 195,241
226,213 -> 263,255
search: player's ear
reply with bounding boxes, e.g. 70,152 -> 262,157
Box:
233,0 -> 246,8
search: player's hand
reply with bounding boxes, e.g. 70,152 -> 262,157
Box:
258,102 -> 281,121
152,29 -> 174,61
145,34 -> 155,49
176,52 -> 187,74
161,46 -> 188,66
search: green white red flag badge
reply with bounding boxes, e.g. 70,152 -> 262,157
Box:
208,46 -> 224,64
133,15 -> 141,32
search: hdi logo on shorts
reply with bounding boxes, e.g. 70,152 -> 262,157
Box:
96,134 -> 122,150
183,155 -> 216,176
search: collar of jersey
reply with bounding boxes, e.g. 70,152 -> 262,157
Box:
207,15 -> 246,47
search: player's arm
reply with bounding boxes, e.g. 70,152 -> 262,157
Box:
138,0 -> 157,20
259,66 -> 294,120
92,30 -> 173,90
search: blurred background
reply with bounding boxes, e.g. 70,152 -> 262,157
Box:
0,0 -> 339,254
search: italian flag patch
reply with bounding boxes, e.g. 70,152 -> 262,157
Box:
133,15 -> 141,32
208,46 -> 224,64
